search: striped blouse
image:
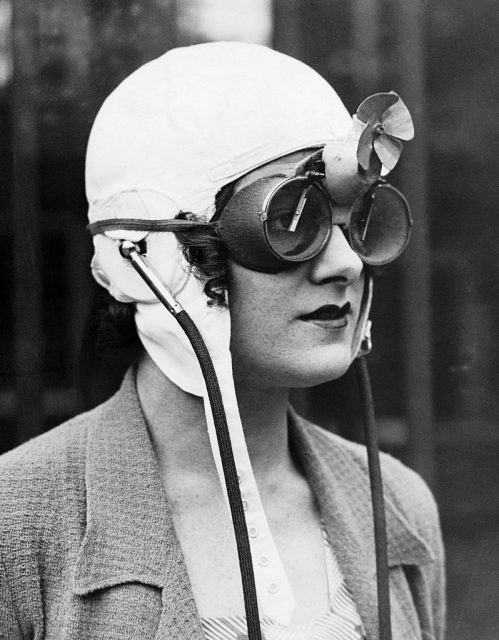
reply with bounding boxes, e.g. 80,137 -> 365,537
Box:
201,528 -> 365,640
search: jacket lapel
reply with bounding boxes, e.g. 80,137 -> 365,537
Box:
72,368 -> 204,639
289,410 -> 434,640
71,369 -> 433,640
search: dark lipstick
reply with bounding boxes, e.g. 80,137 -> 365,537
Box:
299,302 -> 351,328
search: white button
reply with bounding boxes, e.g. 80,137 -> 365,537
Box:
258,555 -> 270,567
249,527 -> 258,538
242,500 -> 248,511
237,473 -> 242,484
267,582 -> 279,594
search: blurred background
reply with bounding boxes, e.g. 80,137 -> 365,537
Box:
0,0 -> 498,637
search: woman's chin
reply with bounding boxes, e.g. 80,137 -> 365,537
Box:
290,360 -> 353,389
292,343 -> 355,386
234,347 -> 355,389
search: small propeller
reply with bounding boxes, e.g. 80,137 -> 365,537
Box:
356,92 -> 414,172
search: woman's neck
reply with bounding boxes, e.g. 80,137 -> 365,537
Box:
136,354 -> 294,493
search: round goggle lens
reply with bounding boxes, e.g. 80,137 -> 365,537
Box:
349,184 -> 411,265
265,180 -> 331,262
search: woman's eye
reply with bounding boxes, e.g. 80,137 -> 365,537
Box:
269,208 -> 294,233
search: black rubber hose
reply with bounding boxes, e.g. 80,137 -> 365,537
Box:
175,310 -> 263,640
355,356 -> 392,640
120,242 -> 262,638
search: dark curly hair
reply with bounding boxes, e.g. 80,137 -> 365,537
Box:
174,181 -> 234,307
93,183 -> 234,353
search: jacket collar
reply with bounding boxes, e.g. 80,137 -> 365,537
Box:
73,368 -> 192,595
73,369 -> 432,638
73,368 -> 204,638
289,409 -> 434,639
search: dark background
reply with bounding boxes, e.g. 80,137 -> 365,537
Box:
1,1 -> 498,637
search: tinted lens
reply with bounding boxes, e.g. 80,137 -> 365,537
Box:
349,184 -> 411,265
265,179 -> 331,261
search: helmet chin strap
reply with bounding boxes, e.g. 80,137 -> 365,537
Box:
352,274 -> 373,360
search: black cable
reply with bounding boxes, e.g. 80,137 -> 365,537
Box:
176,311 -> 263,640
355,356 -> 392,640
119,243 -> 262,640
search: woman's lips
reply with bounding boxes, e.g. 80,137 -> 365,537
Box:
299,302 -> 352,328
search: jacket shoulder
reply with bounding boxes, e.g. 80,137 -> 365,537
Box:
0,392 -> 121,547
298,419 -> 441,546
0,394 -> 115,483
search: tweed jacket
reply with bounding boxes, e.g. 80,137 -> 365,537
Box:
0,369 -> 445,640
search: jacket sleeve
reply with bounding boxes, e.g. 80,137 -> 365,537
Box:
400,469 -> 447,640
0,449 -> 46,640
0,556 -> 23,640
421,486 -> 446,640
378,448 -> 446,640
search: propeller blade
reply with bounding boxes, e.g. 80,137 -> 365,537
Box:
357,92 -> 399,125
374,135 -> 403,171
357,124 -> 375,171
382,96 -> 414,140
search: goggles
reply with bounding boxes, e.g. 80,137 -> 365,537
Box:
88,150 -> 411,275
217,167 -> 412,273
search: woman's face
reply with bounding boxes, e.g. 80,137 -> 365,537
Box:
228,225 -> 365,388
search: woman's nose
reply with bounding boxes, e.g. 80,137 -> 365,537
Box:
308,225 -> 363,286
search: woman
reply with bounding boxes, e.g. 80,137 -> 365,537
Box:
0,42 -> 445,640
